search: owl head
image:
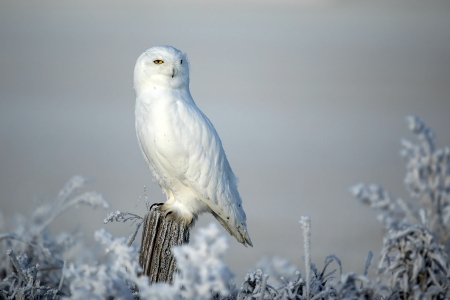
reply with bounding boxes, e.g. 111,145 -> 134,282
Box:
134,46 -> 190,96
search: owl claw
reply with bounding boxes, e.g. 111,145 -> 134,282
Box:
149,202 -> 164,211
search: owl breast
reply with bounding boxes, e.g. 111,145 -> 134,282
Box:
135,89 -> 193,190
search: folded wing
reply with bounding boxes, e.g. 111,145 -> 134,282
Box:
166,99 -> 252,246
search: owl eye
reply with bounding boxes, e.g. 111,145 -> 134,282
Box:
180,60 -> 183,64
153,60 -> 164,64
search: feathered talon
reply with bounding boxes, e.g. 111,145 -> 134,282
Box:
149,202 -> 164,211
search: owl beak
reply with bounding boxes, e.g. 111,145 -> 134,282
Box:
171,68 -> 175,78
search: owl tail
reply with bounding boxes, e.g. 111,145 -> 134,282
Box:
190,188 -> 253,247
211,210 -> 253,247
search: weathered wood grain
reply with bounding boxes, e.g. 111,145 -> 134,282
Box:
139,204 -> 190,284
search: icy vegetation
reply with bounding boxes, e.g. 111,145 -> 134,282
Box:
1,116 -> 449,299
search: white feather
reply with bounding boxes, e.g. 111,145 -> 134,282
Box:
134,45 -> 252,247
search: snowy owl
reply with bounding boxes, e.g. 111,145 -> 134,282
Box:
134,45 -> 252,247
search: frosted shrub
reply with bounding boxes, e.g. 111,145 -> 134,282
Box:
1,250 -> 61,299
402,116 -> 450,246
351,116 -> 450,299
352,116 -> 450,242
235,116 -> 450,300
171,223 -> 233,300
255,256 -> 300,287
0,176 -> 109,299
234,218 -> 361,300
62,229 -> 144,299
235,240 -> 378,300
238,269 -> 274,300
378,225 -> 448,299
330,272 -> 381,300
350,183 -> 410,231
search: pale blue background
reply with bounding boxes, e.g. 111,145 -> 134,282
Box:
1,0 -> 449,282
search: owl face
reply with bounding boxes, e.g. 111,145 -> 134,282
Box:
134,46 -> 190,94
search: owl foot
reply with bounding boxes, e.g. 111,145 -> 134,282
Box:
149,202 -> 165,211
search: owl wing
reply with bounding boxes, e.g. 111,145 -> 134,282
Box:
167,99 -> 252,247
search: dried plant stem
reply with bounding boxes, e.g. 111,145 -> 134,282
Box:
300,216 -> 311,300
310,288 -> 330,300
258,273 -> 269,300
58,260 -> 67,290
7,249 -> 27,283
363,251 -> 373,277
127,221 -> 142,247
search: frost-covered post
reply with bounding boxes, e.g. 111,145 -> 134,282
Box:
139,204 -> 190,284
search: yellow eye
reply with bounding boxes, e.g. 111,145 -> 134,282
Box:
153,60 -> 164,64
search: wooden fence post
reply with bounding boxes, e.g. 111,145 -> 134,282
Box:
139,204 -> 190,284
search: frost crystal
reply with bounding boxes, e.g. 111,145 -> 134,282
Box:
103,210 -> 143,246
171,223 -> 234,300
63,228 -> 144,299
